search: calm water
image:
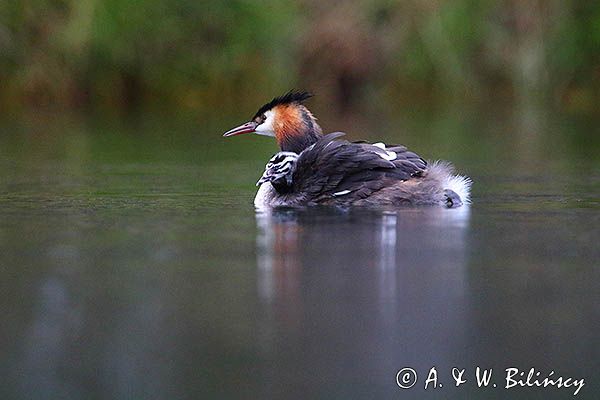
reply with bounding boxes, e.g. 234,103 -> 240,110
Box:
0,109 -> 598,399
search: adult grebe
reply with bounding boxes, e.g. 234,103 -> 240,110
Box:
223,91 -> 471,208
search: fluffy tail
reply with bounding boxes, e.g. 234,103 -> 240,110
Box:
428,161 -> 472,205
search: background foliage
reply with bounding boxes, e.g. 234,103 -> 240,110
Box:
1,0 -> 599,115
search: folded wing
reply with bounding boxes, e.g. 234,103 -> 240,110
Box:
292,132 -> 427,201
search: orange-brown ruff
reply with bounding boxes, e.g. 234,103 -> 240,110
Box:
222,91 -> 471,208
272,104 -> 318,151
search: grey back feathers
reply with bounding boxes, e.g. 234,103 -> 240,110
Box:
258,132 -> 428,203
291,132 -> 427,201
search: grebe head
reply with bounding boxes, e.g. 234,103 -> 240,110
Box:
256,151 -> 299,193
223,91 -> 323,153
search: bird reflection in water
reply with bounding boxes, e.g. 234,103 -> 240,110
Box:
254,206 -> 472,396
256,206 -> 471,301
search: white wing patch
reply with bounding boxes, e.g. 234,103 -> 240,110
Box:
333,189 -> 351,197
371,142 -> 397,161
381,151 -> 397,161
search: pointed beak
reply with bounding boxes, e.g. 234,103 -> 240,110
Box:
223,121 -> 258,137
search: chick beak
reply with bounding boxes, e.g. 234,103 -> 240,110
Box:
223,121 -> 258,137
256,171 -> 271,186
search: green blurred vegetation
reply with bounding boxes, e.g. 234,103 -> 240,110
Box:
1,0 -> 599,115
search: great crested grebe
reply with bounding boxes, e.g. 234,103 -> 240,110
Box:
223,91 -> 471,208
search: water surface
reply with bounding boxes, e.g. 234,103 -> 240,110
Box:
0,109 -> 598,399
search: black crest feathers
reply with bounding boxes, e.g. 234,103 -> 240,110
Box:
253,90 -> 313,120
